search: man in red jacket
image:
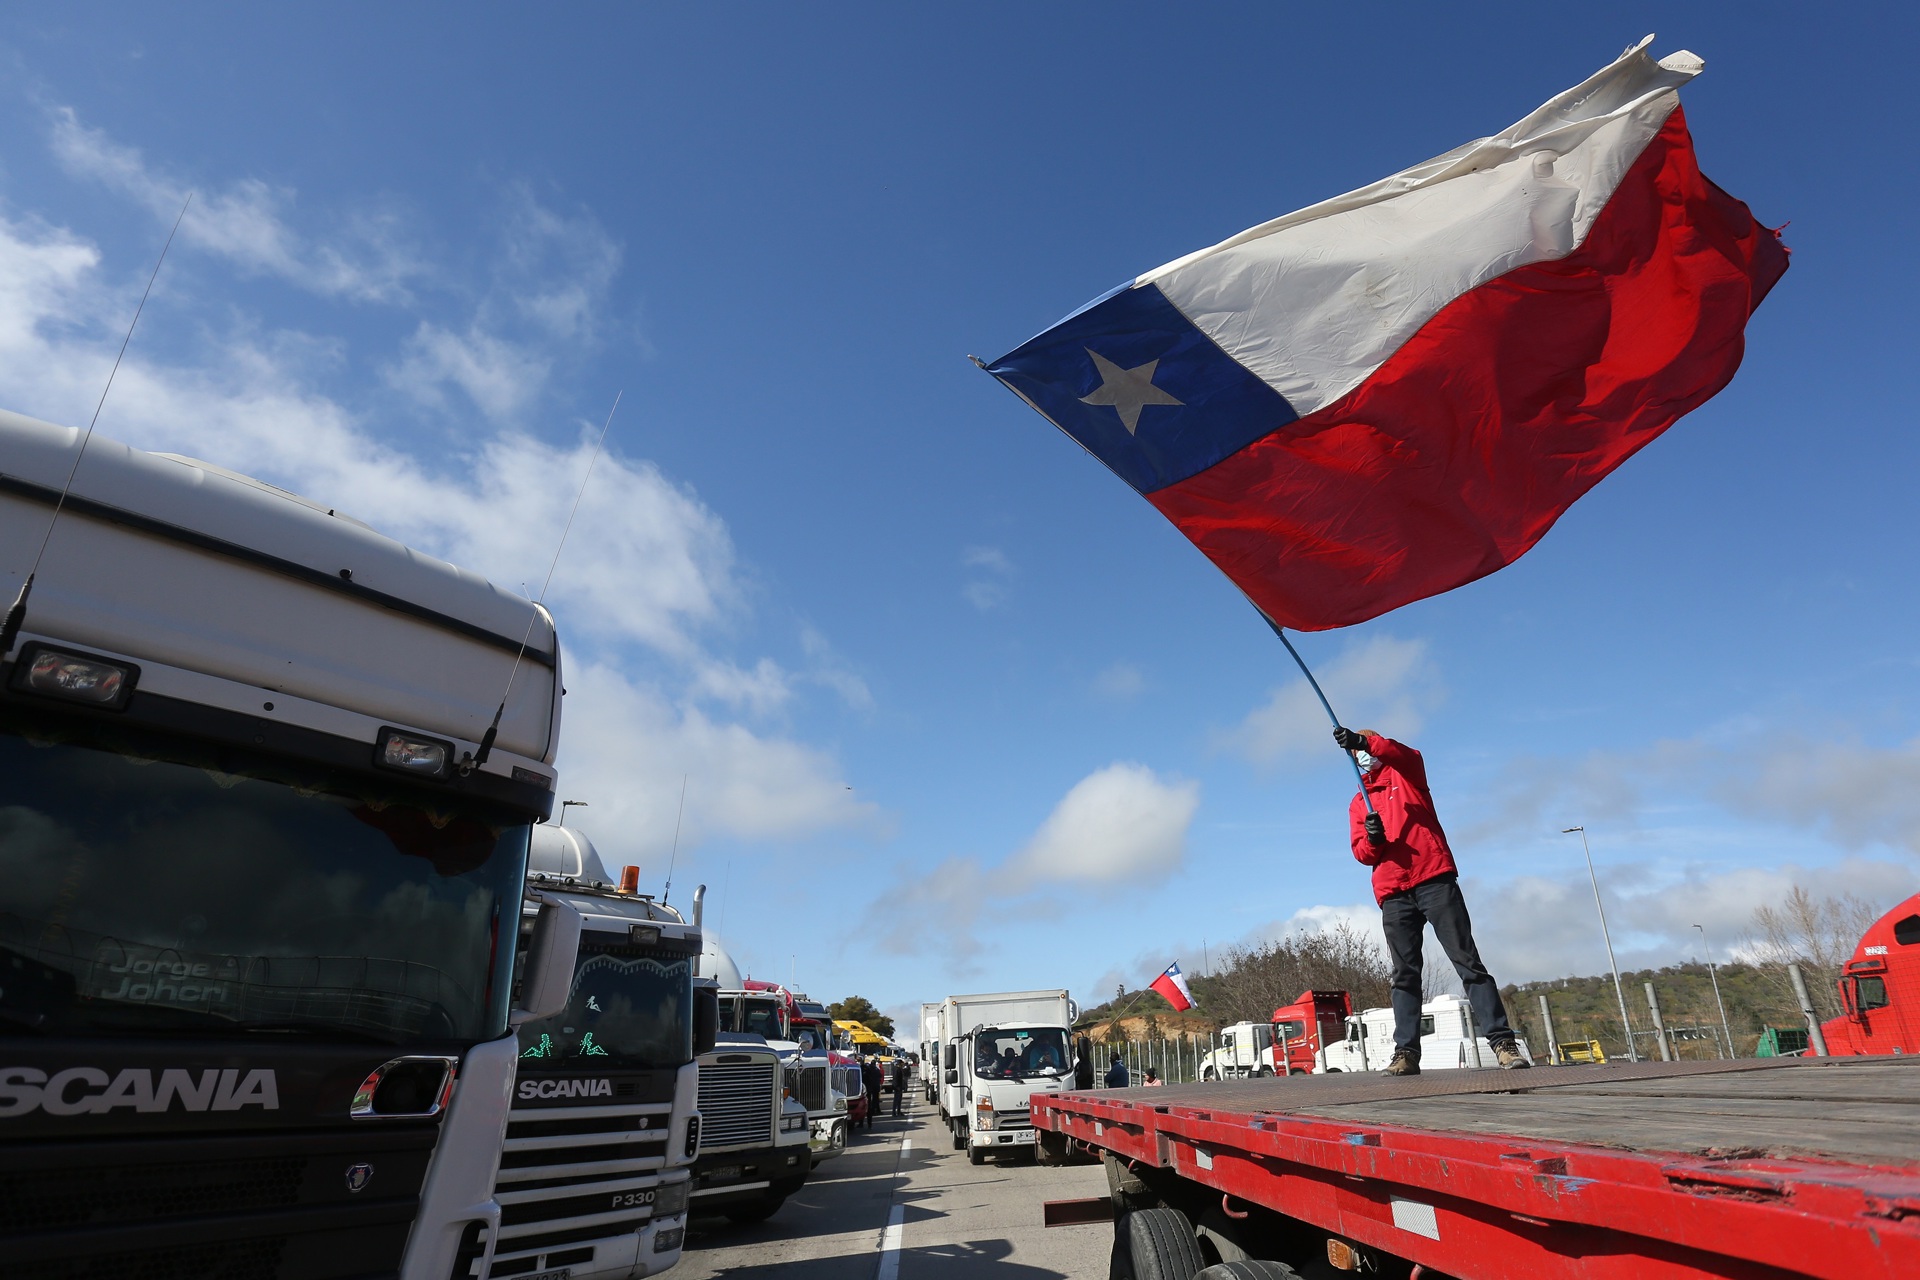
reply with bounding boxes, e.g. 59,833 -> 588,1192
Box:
1335,726 -> 1527,1075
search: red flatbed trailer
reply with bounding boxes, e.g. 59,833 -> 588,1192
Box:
1034,1055 -> 1920,1279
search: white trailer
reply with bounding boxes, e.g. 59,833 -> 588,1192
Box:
936,989 -> 1077,1165
0,407 -> 577,1279
1317,994 -> 1533,1072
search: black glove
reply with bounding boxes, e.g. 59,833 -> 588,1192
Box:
1364,813 -> 1386,846
1333,726 -> 1368,752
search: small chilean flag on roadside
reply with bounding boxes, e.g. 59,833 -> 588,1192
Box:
984,38 -> 1787,631
1150,962 -> 1195,1012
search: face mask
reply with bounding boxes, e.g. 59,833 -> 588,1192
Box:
1354,750 -> 1377,774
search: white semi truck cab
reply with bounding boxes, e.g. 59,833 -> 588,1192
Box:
1318,995 -> 1532,1072
937,990 -> 1076,1165
484,825 -> 705,1278
0,408 -> 575,1279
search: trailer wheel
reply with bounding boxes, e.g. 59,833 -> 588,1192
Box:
1193,1262 -> 1301,1279
1116,1207 -> 1205,1280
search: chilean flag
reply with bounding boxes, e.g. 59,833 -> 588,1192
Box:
985,39 -> 1787,631
1150,962 -> 1195,1012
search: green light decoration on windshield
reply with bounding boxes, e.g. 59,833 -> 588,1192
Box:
579,1031 -> 609,1056
521,1033 -> 555,1059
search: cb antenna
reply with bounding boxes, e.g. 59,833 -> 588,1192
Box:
662,774 -> 687,903
468,391 -> 620,770
2,192 -> 193,658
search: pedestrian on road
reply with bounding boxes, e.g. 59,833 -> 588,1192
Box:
1104,1052 -> 1129,1089
1335,726 -> 1529,1077
1074,1037 -> 1095,1090
863,1057 -> 884,1124
890,1057 -> 908,1117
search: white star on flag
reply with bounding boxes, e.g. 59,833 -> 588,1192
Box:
1079,348 -> 1183,434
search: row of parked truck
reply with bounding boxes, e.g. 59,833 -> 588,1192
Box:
0,407 -> 878,1279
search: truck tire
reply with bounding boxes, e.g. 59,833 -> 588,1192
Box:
1193,1262 -> 1301,1279
829,1121 -> 847,1153
951,1121 -> 966,1151
1201,1066 -> 1216,1081
1105,1154 -> 1159,1211
967,1142 -> 987,1166
1117,1207 -> 1205,1280
1255,1066 -> 1274,1078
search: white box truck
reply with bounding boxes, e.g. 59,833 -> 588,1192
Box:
0,407 -> 579,1279
936,990 -> 1077,1165
918,1002 -> 942,1103
487,825 -> 706,1278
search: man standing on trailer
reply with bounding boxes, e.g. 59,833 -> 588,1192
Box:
1334,727 -> 1528,1075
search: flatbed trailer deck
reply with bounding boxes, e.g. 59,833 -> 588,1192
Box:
1034,1056 -> 1920,1279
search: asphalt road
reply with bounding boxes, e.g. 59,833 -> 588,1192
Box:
676,1096 -> 1109,1280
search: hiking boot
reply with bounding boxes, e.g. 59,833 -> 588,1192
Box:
1384,1049 -> 1420,1076
1492,1039 -> 1530,1070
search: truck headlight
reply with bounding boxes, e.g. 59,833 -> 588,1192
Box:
376,727 -> 454,780
782,1113 -> 807,1132
12,645 -> 138,710
975,1104 -> 995,1131
654,1178 -> 691,1216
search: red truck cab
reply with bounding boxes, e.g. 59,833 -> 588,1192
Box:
1822,892 -> 1920,1056
1268,989 -> 1353,1074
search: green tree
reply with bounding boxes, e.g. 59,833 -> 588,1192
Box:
828,996 -> 894,1038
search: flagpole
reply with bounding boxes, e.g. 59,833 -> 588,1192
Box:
1255,609 -> 1378,818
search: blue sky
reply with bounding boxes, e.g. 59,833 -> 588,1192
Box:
3,5 -> 1916,1029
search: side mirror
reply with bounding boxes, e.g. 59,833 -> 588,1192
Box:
943,1045 -> 956,1070
693,984 -> 719,1055
510,898 -> 583,1026
944,1069 -> 959,1085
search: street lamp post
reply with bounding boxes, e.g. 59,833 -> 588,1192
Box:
1562,826 -> 1639,1062
1695,923 -> 1737,1059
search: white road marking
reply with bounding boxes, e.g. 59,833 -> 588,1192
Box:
901,1132 -> 913,1155
876,1202 -> 905,1280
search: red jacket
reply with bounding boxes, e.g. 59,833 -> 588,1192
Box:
1348,734 -> 1458,905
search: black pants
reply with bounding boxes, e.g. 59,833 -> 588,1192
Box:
891,1085 -> 905,1115
1380,873 -> 1513,1055
867,1089 -> 880,1122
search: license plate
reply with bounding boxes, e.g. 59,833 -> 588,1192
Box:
706,1165 -> 742,1181
529,1270 -> 571,1280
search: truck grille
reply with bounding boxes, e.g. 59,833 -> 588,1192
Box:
0,1127 -> 434,1279
490,1101 -> 675,1263
797,1063 -> 830,1113
696,1062 -> 775,1149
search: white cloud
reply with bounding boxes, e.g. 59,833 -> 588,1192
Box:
48,105 -> 424,303
388,322 -> 552,423
1219,635 -> 1442,765
1010,762 -> 1200,887
554,660 -> 878,867
961,544 -> 1013,611
1093,661 -> 1146,701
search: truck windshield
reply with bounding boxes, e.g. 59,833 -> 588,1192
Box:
515,939 -> 693,1071
741,997 -> 784,1040
0,712 -> 528,1045
974,1027 -> 1069,1079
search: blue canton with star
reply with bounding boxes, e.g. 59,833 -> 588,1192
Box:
986,282 -> 1298,495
